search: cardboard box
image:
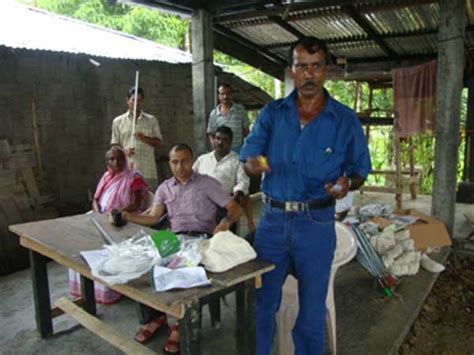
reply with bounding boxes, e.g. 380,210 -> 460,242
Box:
369,216 -> 393,229
393,209 -> 452,250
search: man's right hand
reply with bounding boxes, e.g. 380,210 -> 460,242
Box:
244,156 -> 270,176
125,147 -> 135,157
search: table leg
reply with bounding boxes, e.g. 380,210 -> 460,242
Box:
179,301 -> 201,355
236,279 -> 256,355
80,275 -> 96,316
29,250 -> 53,338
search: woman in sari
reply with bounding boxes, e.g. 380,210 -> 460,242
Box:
93,146 -> 149,214
69,146 -> 150,304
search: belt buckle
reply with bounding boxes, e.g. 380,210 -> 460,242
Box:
285,202 -> 301,212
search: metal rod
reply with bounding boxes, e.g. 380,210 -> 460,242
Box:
90,217 -> 115,245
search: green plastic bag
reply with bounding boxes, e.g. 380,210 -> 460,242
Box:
150,230 -> 181,258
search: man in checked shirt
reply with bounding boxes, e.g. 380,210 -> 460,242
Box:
111,86 -> 162,189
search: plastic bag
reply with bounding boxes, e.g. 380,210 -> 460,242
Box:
163,234 -> 206,269
91,230 -> 161,285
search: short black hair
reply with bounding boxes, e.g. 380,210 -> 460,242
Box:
127,86 -> 145,98
215,125 -> 233,142
288,36 -> 330,66
169,143 -> 193,158
218,83 -> 233,92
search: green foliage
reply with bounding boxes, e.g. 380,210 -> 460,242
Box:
31,0 -> 188,48
214,51 -> 277,101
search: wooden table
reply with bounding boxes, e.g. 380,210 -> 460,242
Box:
9,213 -> 274,355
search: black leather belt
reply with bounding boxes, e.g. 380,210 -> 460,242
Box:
263,195 -> 334,212
176,231 -> 210,237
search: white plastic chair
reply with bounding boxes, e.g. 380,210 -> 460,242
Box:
276,222 -> 358,355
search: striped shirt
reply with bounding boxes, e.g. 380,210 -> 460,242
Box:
207,103 -> 249,148
111,111 -> 162,181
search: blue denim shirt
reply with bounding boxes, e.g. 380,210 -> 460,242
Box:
240,89 -> 371,201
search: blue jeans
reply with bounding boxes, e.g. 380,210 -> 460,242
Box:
254,203 -> 336,355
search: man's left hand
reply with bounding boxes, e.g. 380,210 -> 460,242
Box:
234,191 -> 244,205
213,218 -> 231,235
135,132 -> 146,142
325,176 -> 350,199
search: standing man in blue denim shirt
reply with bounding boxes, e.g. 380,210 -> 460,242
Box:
240,37 -> 371,355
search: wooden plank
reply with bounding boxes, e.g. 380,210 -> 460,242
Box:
360,186 -> 403,194
0,139 -> 11,160
31,98 -> 43,171
7,151 -> 37,169
0,197 -> 22,224
21,168 -> 41,206
10,144 -> 33,153
54,297 -> 156,355
371,169 -> 421,175
51,298 -> 83,319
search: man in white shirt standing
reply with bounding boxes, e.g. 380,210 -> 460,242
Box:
111,87 -> 162,189
194,126 -> 255,233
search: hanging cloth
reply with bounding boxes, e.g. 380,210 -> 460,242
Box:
392,60 -> 437,137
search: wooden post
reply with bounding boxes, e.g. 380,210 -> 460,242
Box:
80,275 -> 96,316
29,250 -> 53,338
366,84 -> 373,143
457,71 -> 474,203
236,279 -> 256,355
464,73 -> 474,182
191,9 -> 214,156
432,0 -> 466,235
408,137 -> 417,199
395,137 -> 402,209
179,301 -> 201,355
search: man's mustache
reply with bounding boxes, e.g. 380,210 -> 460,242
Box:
302,80 -> 317,88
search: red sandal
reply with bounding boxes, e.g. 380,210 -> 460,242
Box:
163,324 -> 180,354
134,314 -> 168,344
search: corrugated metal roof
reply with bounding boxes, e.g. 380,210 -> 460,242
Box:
0,2 -> 192,64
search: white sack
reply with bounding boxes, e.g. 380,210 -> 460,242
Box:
201,231 -> 257,273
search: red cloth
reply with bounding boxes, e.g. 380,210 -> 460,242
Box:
392,60 -> 437,137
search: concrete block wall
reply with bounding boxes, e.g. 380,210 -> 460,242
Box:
0,46 -> 195,208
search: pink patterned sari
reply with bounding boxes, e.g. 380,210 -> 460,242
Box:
69,164 -> 148,304
94,166 -> 148,214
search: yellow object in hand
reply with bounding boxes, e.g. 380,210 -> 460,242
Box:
257,155 -> 269,170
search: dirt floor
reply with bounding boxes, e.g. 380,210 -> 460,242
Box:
398,254 -> 474,355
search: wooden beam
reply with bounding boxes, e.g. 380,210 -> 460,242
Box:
54,297 -> 156,355
214,24 -> 286,66
342,5 -> 397,57
432,0 -> 466,235
214,0 -> 437,23
213,31 -> 284,80
264,25 -> 474,49
358,116 -> 394,126
268,15 -> 303,39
